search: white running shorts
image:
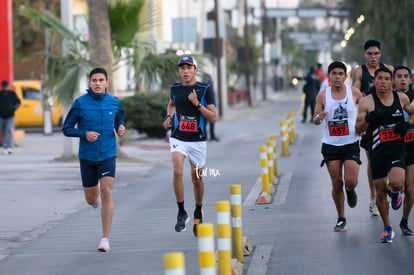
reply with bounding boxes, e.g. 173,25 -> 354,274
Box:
169,137 -> 207,168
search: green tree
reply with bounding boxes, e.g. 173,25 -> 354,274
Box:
340,0 -> 414,66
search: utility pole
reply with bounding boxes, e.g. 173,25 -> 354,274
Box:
214,0 -> 223,117
43,0 -> 53,135
261,0 -> 267,100
244,0 -> 252,106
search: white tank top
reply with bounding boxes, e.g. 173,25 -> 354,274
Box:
321,85 -> 359,145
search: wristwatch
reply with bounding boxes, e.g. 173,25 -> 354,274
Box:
197,102 -> 202,109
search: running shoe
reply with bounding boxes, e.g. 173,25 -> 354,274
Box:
92,197 -> 100,209
175,211 -> 189,232
400,221 -> 413,236
193,210 -> 204,237
345,189 -> 357,208
369,205 -> 379,216
388,190 -> 402,210
380,226 -> 394,243
333,219 -> 347,232
97,237 -> 110,252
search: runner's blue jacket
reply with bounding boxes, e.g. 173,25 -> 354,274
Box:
62,88 -> 124,161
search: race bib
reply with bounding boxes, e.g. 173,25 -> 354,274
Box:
179,115 -> 198,132
379,127 -> 401,142
405,130 -> 414,143
328,120 -> 349,136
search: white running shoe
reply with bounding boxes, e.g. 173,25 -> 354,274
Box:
369,205 -> 379,216
92,197 -> 100,209
97,237 -> 110,252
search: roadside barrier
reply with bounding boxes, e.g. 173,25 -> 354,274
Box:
216,201 -> 231,275
287,111 -> 296,143
280,120 -> 289,156
266,140 -> 276,184
268,135 -> 279,176
257,147 -> 272,204
230,184 -> 244,263
164,252 -> 185,275
198,224 -> 216,275
301,93 -> 305,116
163,185 -> 250,274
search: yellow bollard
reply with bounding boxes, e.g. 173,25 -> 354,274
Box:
259,146 -> 273,184
230,184 -> 243,263
269,135 -> 279,176
216,201 -> 231,275
301,93 -> 305,116
266,140 -> 275,184
286,113 -> 293,144
280,120 -> 289,156
198,224 -> 216,275
260,159 -> 271,194
164,252 -> 186,275
288,111 -> 296,143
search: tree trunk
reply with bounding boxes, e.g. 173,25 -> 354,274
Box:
87,0 -> 115,95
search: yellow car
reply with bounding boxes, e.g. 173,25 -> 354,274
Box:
13,80 -> 63,127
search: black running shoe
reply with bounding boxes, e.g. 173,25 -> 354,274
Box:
175,211 -> 189,232
334,219 -> 346,232
400,221 -> 413,236
193,210 -> 204,237
346,189 -> 357,208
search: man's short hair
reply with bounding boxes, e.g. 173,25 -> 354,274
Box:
364,39 -> 381,51
89,67 -> 108,80
1,80 -> 8,88
374,67 -> 392,78
328,61 -> 347,74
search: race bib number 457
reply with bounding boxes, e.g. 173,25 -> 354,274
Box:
179,115 -> 198,132
328,120 -> 349,136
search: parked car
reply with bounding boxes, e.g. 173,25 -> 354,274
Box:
13,80 -> 63,127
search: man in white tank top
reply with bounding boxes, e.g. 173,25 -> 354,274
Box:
313,61 -> 363,232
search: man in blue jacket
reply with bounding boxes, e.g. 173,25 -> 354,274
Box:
62,67 -> 125,252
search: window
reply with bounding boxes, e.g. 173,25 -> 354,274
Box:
22,87 -> 41,100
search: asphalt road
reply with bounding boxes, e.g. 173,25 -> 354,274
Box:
1,88 -> 414,274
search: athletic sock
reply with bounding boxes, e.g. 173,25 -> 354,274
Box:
194,204 -> 202,218
177,201 -> 185,214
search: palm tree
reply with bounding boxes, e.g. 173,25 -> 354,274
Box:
87,0 -> 114,92
21,0 -> 180,103
21,0 -> 181,158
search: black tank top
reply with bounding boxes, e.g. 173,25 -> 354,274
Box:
368,90 -> 405,154
361,64 -> 386,96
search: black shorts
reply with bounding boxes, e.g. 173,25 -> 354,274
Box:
371,151 -> 405,180
321,141 -> 361,167
406,143 -> 414,166
360,134 -> 370,150
79,157 -> 116,188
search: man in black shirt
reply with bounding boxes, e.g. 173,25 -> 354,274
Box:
393,66 -> 414,235
353,39 -> 394,216
162,56 -> 217,236
356,68 -> 414,243
0,80 -> 21,155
